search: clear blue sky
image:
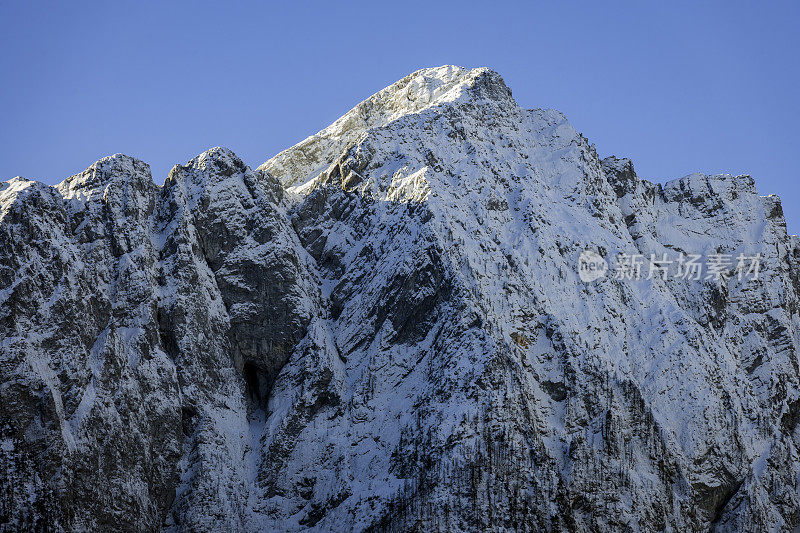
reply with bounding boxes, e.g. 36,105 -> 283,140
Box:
2,1 -> 799,231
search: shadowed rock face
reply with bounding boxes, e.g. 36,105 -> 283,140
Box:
0,149 -> 318,532
1,67 -> 799,532
158,149 -> 315,401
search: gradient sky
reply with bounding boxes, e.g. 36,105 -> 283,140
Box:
2,1 -> 799,231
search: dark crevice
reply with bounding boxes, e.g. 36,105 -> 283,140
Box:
710,479 -> 744,527
243,362 -> 269,407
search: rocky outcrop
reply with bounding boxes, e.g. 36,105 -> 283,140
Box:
1,66 -> 798,532
0,149 -> 318,531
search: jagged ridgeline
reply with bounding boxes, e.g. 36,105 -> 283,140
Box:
1,66 -> 798,532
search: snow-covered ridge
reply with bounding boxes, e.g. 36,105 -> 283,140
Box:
55,153 -> 153,198
1,148 -> 261,224
258,66 -> 514,189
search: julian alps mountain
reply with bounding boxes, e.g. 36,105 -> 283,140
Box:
1,66 -> 798,532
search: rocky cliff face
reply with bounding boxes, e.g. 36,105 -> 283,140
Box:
1,66 -> 798,532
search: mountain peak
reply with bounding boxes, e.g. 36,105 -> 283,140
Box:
258,66 -> 514,188
55,153 -> 153,201
381,65 -> 510,108
4,67 -> 799,533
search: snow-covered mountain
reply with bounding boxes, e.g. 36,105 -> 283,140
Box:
1,66 -> 798,532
